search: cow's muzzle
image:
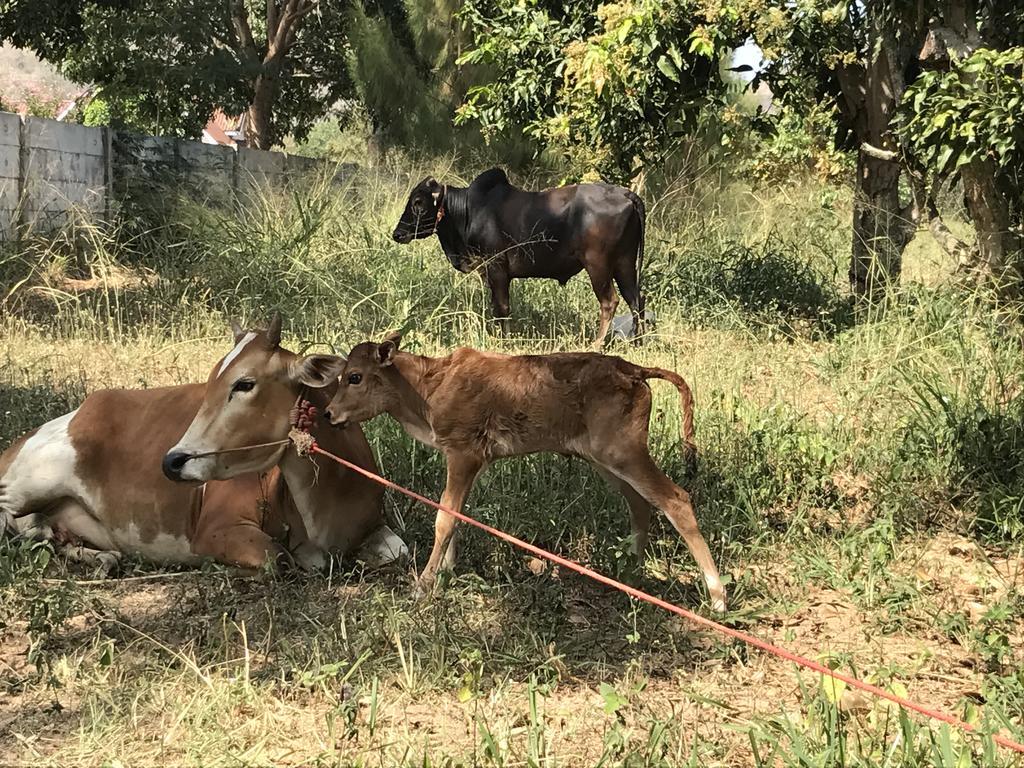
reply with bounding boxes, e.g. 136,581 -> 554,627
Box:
392,228 -> 413,244
162,451 -> 192,481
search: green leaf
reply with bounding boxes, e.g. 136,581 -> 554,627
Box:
599,682 -> 627,715
668,43 -> 683,70
657,55 -> 680,82
821,675 -> 846,705
936,144 -> 956,173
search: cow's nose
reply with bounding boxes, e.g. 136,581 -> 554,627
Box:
324,407 -> 334,421
162,451 -> 191,481
392,229 -> 402,242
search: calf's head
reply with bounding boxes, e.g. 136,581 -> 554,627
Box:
323,334 -> 403,428
392,177 -> 444,244
162,314 -> 346,483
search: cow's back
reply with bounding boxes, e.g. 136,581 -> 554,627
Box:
68,385 -> 208,556
426,349 -> 642,457
471,174 -> 634,255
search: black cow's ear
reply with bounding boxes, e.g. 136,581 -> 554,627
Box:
377,340 -> 397,367
426,178 -> 443,203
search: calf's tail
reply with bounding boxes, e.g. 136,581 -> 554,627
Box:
640,366 -> 696,467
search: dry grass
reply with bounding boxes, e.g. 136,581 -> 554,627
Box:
1,166 -> 1023,766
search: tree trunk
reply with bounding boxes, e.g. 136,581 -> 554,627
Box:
839,8 -> 926,302
961,158 -> 1023,295
229,0 -> 312,151
850,151 -> 913,299
247,74 -> 279,150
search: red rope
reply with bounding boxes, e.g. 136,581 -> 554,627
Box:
309,441 -> 1024,754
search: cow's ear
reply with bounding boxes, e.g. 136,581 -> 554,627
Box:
266,312 -> 283,346
426,177 -> 443,202
230,318 -> 245,343
377,340 -> 398,367
290,354 -> 347,388
382,330 -> 402,347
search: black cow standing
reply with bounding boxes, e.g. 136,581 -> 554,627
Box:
392,168 -> 647,348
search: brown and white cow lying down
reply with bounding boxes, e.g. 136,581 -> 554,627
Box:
319,335 -> 727,613
0,317 -> 407,572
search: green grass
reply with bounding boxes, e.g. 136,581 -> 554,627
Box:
1,159 -> 1023,766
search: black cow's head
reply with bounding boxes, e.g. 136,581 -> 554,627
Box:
393,177 -> 444,244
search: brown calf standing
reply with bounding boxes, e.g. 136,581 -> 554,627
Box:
321,336 -> 727,613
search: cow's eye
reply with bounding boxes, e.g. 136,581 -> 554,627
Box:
412,200 -> 423,214
347,373 -> 362,385
230,378 -> 256,397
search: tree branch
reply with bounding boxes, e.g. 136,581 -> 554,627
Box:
230,0 -> 258,59
860,142 -> 898,161
924,188 -> 976,270
267,0 -> 278,41
267,0 -> 314,62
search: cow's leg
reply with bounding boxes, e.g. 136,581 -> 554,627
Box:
357,524 -> 409,569
20,499 -> 123,574
486,270 -> 512,336
594,466 -> 652,557
60,543 -> 122,575
594,448 -> 725,613
584,262 -> 619,349
613,259 -> 644,343
416,455 -> 482,594
192,520 -> 288,572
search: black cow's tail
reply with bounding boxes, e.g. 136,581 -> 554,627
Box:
626,189 -> 646,314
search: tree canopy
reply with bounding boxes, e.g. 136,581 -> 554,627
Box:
455,0 -> 726,183
0,0 -> 351,148
2,0 -> 1022,298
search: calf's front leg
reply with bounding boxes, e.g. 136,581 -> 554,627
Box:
416,455 -> 483,593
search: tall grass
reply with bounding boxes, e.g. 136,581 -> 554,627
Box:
1,161 -> 1023,766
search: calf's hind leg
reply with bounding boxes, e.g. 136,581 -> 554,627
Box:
594,466 -> 652,557
596,451 -> 726,612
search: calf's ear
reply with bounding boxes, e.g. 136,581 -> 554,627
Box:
290,354 -> 347,388
377,340 -> 398,366
230,318 -> 245,343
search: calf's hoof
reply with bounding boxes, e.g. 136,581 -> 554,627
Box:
412,571 -> 434,600
710,589 -> 728,615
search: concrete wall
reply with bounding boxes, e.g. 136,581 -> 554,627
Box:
22,117 -> 108,229
0,112 -> 20,239
0,111 -> 356,239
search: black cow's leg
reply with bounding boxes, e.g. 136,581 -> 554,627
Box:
585,262 -> 619,349
614,261 -> 643,344
487,271 -> 512,336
